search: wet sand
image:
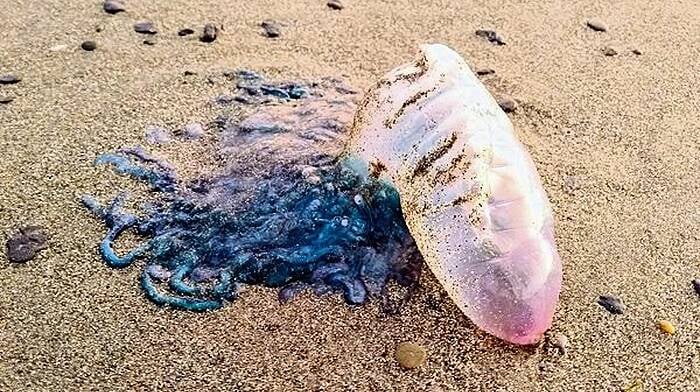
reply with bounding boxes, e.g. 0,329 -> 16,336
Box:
1,0 -> 699,390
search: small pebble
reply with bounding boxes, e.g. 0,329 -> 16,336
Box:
95,25 -> 104,33
184,70 -> 197,76
597,294 -> 625,314
178,28 -> 195,36
552,333 -> 568,355
498,96 -> 517,113
475,29 -> 506,45
200,23 -> 218,43
327,0 -> 344,10
134,21 -> 157,35
5,226 -> 49,263
81,40 -> 97,51
692,279 -> 700,296
49,44 -> 69,52
631,49 -> 642,55
143,38 -> 156,46
476,68 -> 495,76
103,0 -> 126,14
586,18 -> 608,32
395,342 -> 426,369
261,20 -> 281,38
658,320 -> 676,335
0,95 -> 14,104
563,175 -> 582,195
602,46 -> 618,56
623,379 -> 644,392
0,74 -> 21,84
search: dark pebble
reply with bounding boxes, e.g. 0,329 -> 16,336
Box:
200,23 -> 218,43
95,25 -> 103,33
476,68 -> 495,76
5,226 -> 48,263
327,0 -> 344,10
692,279 -> 700,296
0,95 -> 14,104
81,40 -> 97,51
178,28 -> 195,36
597,295 -> 625,314
134,21 -> 157,35
586,18 -> 608,32
0,74 -> 21,84
498,96 -> 517,113
475,29 -> 506,45
143,38 -> 156,46
261,20 -> 281,38
602,46 -> 618,56
632,49 -> 642,55
103,0 -> 126,14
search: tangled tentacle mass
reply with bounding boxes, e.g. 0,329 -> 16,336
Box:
83,72 -> 422,311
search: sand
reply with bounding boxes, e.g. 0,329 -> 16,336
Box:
1,0 -> 699,391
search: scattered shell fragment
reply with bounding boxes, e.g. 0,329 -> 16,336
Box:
657,320 -> 675,335
631,49 -> 642,55
597,295 -> 624,314
0,95 -> 14,104
201,23 -> 218,43
180,122 -> 205,140
49,44 -> 69,52
563,175 -> 583,195
134,21 -> 157,35
395,342 -> 426,369
143,38 -> 156,46
552,333 -> 568,355
586,18 -> 608,32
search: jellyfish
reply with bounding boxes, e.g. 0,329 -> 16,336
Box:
347,44 -> 562,345
83,44 -> 561,345
83,74 -> 422,313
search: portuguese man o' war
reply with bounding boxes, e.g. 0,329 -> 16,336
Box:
83,44 -> 561,345
83,74 -> 422,313
347,44 -> 562,345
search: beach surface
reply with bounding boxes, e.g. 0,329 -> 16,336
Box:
1,0 -> 699,391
